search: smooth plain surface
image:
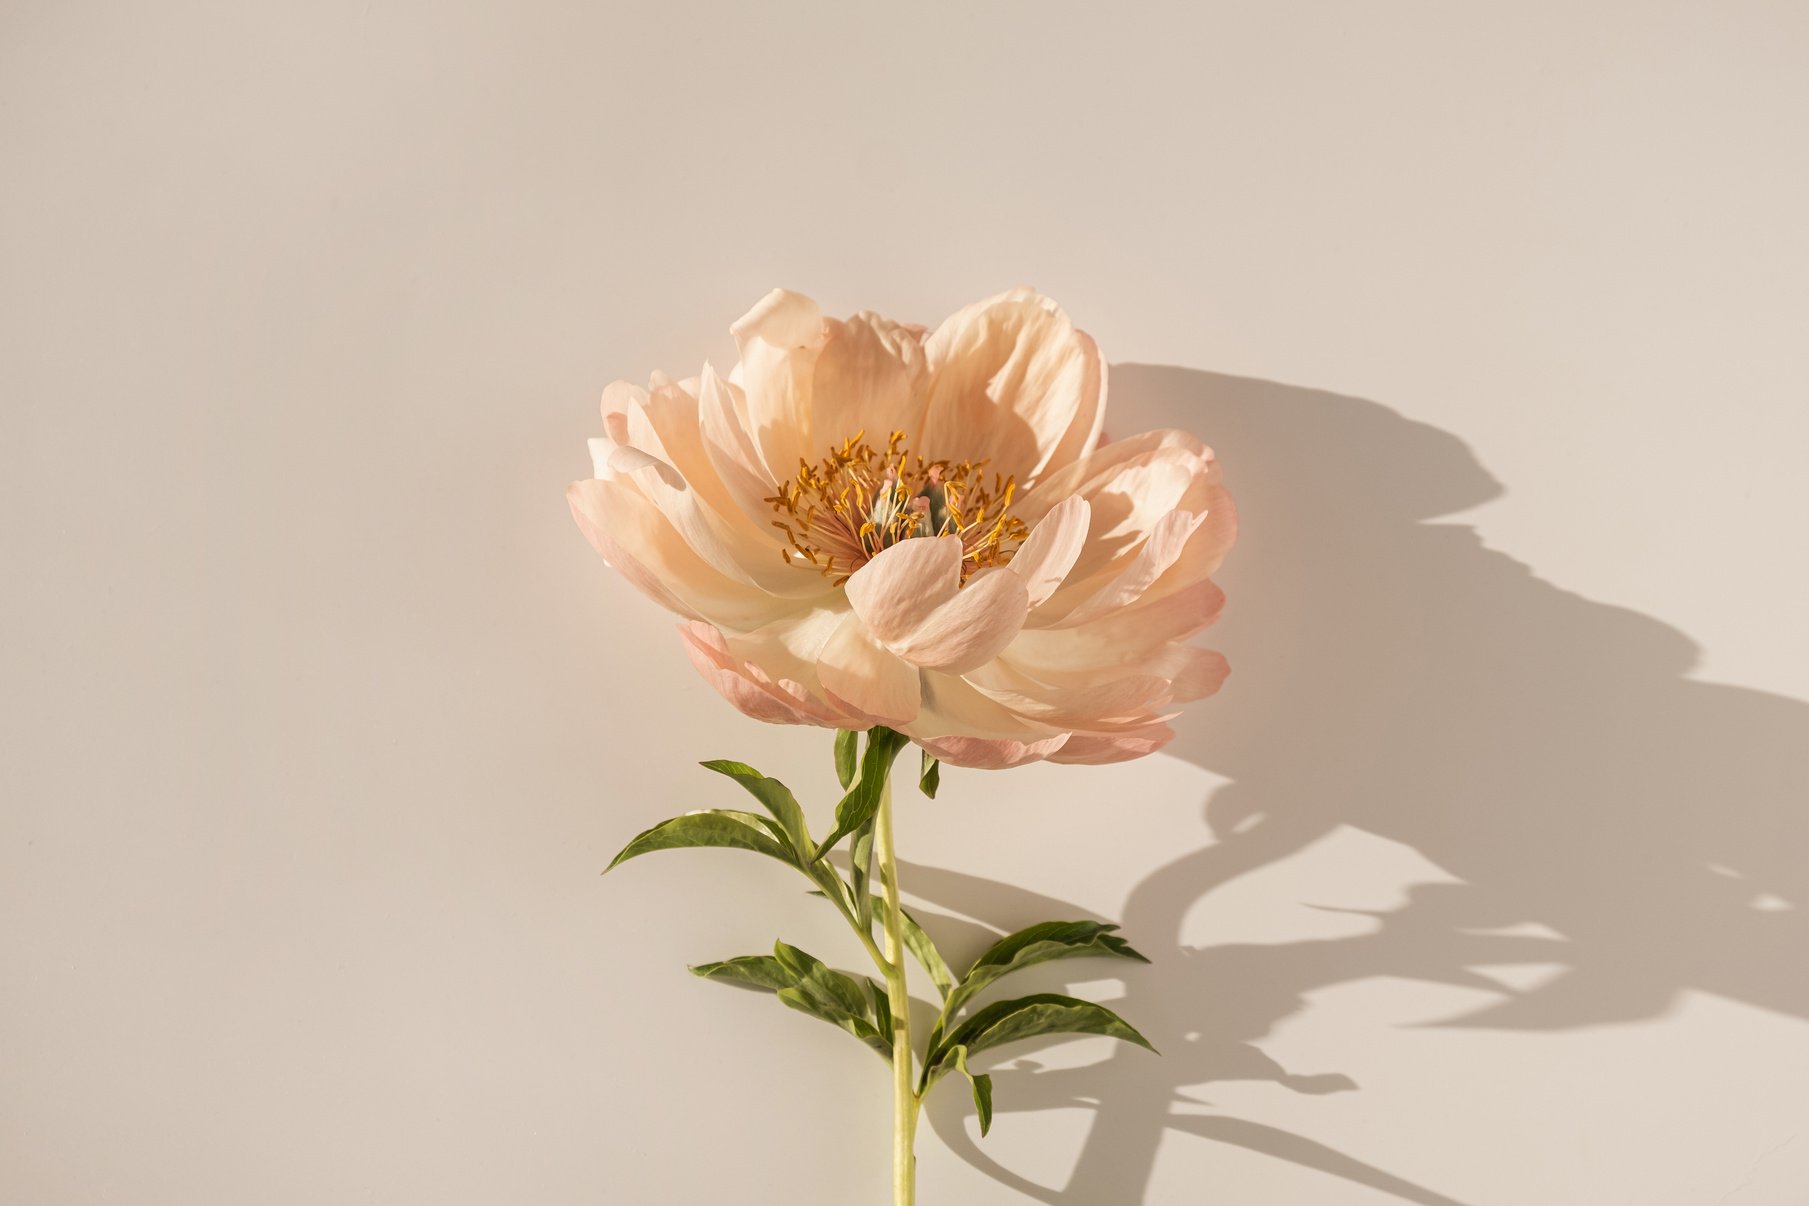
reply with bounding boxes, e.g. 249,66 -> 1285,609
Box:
6,3 -> 1809,1203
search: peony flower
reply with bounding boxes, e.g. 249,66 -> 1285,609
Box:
569,289 -> 1236,770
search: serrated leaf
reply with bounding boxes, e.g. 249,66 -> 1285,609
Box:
954,1046 -> 994,1136
605,810 -> 794,871
813,726 -> 909,861
919,751 -> 940,798
834,729 -> 859,789
932,993 -> 1154,1071
689,955 -> 791,992
699,760 -> 810,855
939,921 -> 1148,1024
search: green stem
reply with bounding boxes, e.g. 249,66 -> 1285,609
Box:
875,770 -> 920,1206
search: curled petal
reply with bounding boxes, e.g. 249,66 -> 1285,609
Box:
1007,495 -> 1090,608
1052,509 -> 1207,627
697,364 -> 785,529
731,289 -> 826,481
811,312 -> 930,452
1008,579 -> 1227,673
888,566 -> 1031,673
965,659 -> 1177,731
680,622 -> 849,727
844,535 -> 962,645
567,477 -> 786,630
919,289 -> 1103,485
914,731 -> 1071,770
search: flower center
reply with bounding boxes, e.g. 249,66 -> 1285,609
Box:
766,430 -> 1028,585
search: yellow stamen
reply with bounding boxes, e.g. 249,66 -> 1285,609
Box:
765,430 -> 1029,585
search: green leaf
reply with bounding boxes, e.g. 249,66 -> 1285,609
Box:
776,987 -> 889,1056
689,955 -> 791,992
919,751 -> 940,798
773,941 -> 872,1019
692,944 -> 891,1058
954,1046 -> 994,1136
813,726 -> 910,861
932,993 -> 1155,1072
770,941 -> 890,1058
897,903 -> 956,1001
867,977 -> 895,1050
940,921 -> 1148,1024
851,823 -> 876,932
605,810 -> 794,871
834,729 -> 859,789
699,760 -> 810,855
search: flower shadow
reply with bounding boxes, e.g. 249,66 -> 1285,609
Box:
899,366 -> 1809,1203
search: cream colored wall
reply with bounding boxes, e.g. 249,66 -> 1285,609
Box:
6,3 -> 1808,1203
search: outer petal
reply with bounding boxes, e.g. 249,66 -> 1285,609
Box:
1007,579 -> 1227,672
816,613 -> 921,728
964,659 -> 1178,732
679,621 -> 854,727
912,671 -> 1067,742
914,732 -> 1070,770
567,477 -> 787,630
1050,509 -> 1207,627
731,289 -> 827,481
1045,724 -> 1176,765
918,289 -> 1103,485
698,364 -> 785,528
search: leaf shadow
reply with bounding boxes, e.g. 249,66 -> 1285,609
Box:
892,366 -> 1809,1203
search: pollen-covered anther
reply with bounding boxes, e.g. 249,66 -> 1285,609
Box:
765,430 -> 1028,585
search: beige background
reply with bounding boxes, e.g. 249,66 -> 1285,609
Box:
6,2 -> 1809,1203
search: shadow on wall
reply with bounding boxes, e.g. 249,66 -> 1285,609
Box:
906,366 -> 1809,1205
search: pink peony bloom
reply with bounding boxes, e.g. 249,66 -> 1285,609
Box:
569,289 -> 1236,769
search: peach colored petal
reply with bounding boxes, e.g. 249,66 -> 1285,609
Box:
918,289 -> 1103,485
697,364 -> 784,529
731,289 -> 826,481
635,376 -> 769,544
1039,333 -> 1107,477
1048,509 -> 1207,628
610,397 -> 832,602
1141,482 -> 1239,605
909,671 -> 1067,742
1046,725 -> 1175,765
810,311 -> 930,450
567,480 -> 700,621
886,566 -> 1030,674
1007,579 -> 1226,673
964,659 -> 1177,731
604,443 -> 766,588
1006,495 -> 1090,608
816,613 -> 920,728
1022,428 -> 1209,512
843,535 -> 962,645
679,622 -> 852,727
914,732 -> 1071,770
567,477 -> 786,630
1166,646 -> 1230,703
